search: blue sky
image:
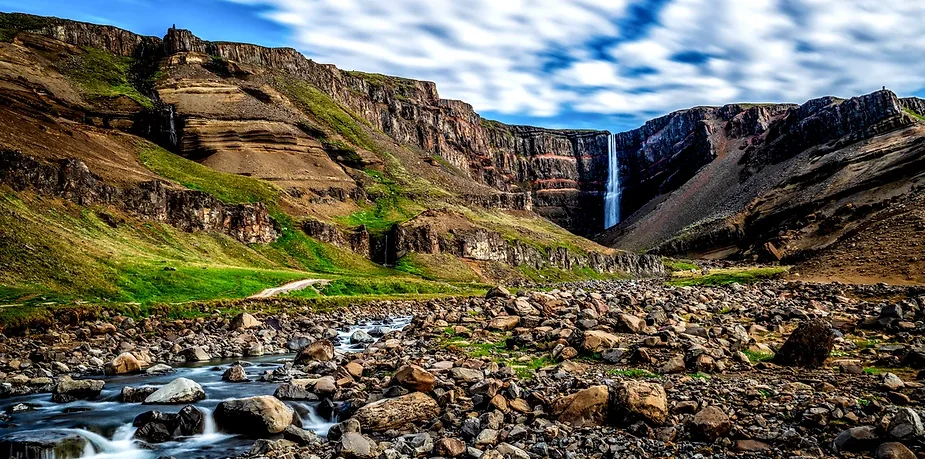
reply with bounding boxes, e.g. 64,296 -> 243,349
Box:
4,0 -> 925,132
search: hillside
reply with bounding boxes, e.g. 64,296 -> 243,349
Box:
598,90 -> 925,283
0,12 -> 663,310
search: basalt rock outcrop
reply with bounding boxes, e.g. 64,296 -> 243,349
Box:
0,150 -> 276,243
4,14 -> 611,235
392,210 -> 665,277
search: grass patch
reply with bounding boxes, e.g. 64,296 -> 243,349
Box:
313,277 -> 462,297
138,143 -> 279,205
58,47 -> 153,108
742,349 -> 775,363
280,79 -> 374,150
395,253 -> 481,283
338,170 -> 423,232
663,258 -> 698,272
668,267 -> 789,287
511,356 -> 557,380
689,372 -> 712,380
608,368 -> 660,378
904,108 -> 925,123
0,13 -> 52,43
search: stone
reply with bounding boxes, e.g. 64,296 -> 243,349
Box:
435,437 -> 467,457
773,319 -> 834,368
345,362 -> 364,378
391,365 -> 436,392
659,355 -> 686,374
496,443 -> 530,459
0,430 -> 90,458
181,346 -> 211,362
618,314 -> 646,334
105,352 -> 141,375
582,330 -> 621,353
352,392 -> 440,432
734,439 -> 770,452
222,364 -> 249,382
690,406 -> 732,441
882,373 -> 905,391
146,364 -> 175,375
888,407 -> 924,439
551,385 -> 609,427
296,339 -> 335,363
449,367 -> 483,383
876,442 -> 917,459
338,432 -> 374,458
283,425 -> 320,446
214,396 -> 294,437
834,426 -> 879,452
485,286 -> 511,299
120,386 -> 158,403
143,378 -> 206,404
610,380 -> 669,425
231,312 -> 261,330
488,315 -> 520,331
350,330 -> 375,344
51,377 -> 104,403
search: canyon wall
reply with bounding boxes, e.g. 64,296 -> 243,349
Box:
7,16 -> 610,235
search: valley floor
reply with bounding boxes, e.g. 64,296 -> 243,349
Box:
0,279 -> 923,459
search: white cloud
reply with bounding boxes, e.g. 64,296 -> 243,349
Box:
227,0 -> 925,122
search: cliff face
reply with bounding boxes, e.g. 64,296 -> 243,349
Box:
157,27 -> 610,234
0,150 -> 277,244
601,89 -> 925,270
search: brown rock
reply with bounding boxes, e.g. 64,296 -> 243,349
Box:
551,385 -> 609,427
391,365 -> 436,393
214,396 -> 294,437
231,312 -> 261,330
690,406 -> 732,441
611,380 -> 668,425
352,392 -> 440,432
774,319 -> 834,368
488,315 -> 520,331
876,442 -> 916,459
582,330 -> 620,353
435,437 -> 467,457
105,353 -> 141,376
296,339 -> 335,363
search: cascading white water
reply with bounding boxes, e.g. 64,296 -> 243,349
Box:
166,105 -> 178,148
604,133 -> 622,228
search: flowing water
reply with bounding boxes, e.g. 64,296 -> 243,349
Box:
604,133 -> 622,229
0,316 -> 412,459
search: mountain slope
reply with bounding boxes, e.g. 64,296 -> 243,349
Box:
0,12 -> 663,306
599,89 -> 925,282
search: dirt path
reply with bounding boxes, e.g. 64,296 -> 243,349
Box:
248,279 -> 331,299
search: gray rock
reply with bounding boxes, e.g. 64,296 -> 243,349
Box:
143,378 -> 206,405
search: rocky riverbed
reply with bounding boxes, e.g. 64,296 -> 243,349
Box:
2,280 -> 925,458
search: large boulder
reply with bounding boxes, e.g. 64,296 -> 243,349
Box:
0,431 -> 90,459
610,381 -> 668,425
105,352 -> 141,376
296,340 -> 335,363
51,377 -> 104,403
582,330 -> 621,354
774,319 -> 834,368
391,365 -> 436,393
876,442 -> 917,459
834,426 -> 879,452
222,365 -> 249,383
180,346 -> 211,362
231,312 -> 261,330
352,392 -> 440,432
550,385 -> 609,427
214,395 -> 294,437
689,406 -> 732,441
143,378 -> 206,405
488,315 -> 520,331
133,405 -> 205,443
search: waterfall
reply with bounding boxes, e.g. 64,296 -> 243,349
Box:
166,105 -> 178,149
604,133 -> 622,228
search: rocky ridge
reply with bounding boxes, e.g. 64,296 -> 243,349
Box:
0,149 -> 276,243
